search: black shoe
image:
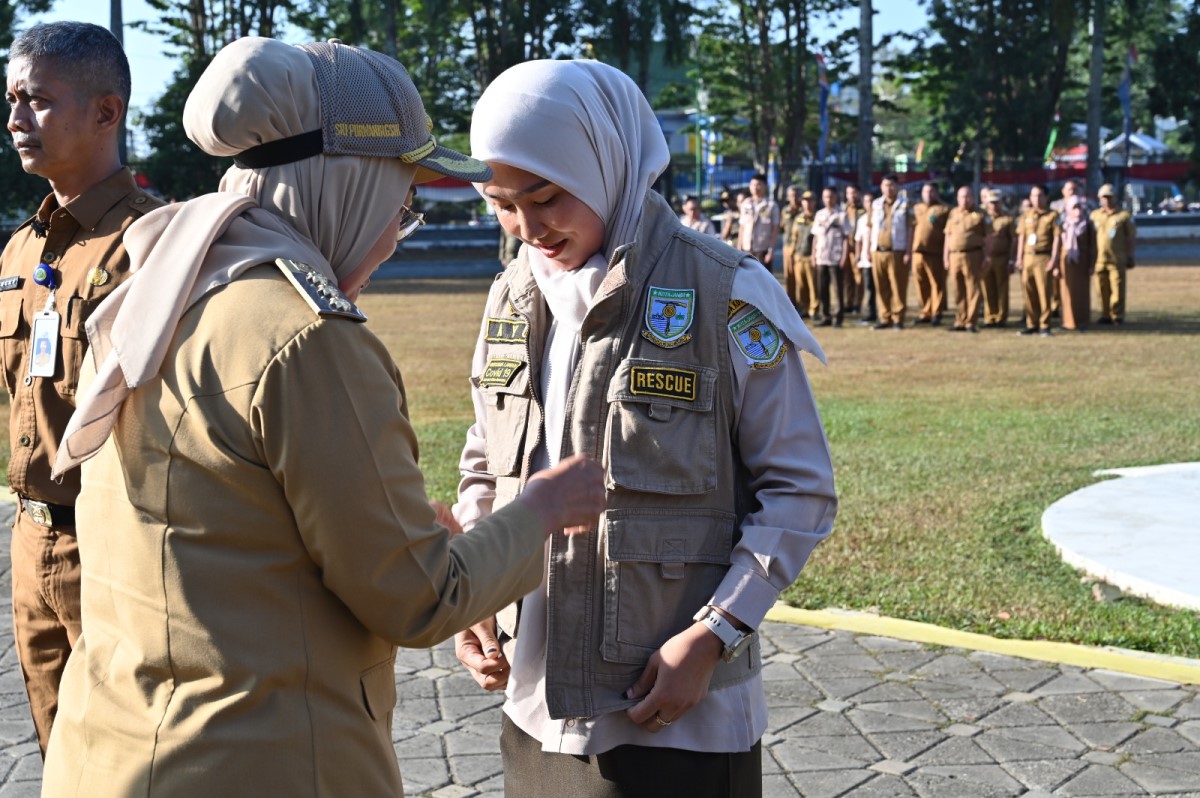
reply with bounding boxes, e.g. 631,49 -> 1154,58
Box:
996,320 -> 1008,329
1112,318 -> 1124,326
1040,328 -> 1053,337
816,319 -> 833,327
893,321 -> 904,330
966,325 -> 978,333
1018,327 -> 1038,336
930,316 -> 942,327
872,322 -> 891,330
833,318 -> 843,327
913,317 -> 931,325
948,325 -> 967,332
1096,316 -> 1113,326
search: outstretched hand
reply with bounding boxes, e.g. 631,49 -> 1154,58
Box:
520,455 -> 605,536
455,617 -> 509,692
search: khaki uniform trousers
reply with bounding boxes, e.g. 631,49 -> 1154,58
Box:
1094,261 -> 1127,322
948,250 -> 984,329
912,251 -> 947,321
844,259 -> 863,310
981,256 -> 1010,325
1022,253 -> 1054,331
11,508 -> 82,756
872,251 -> 909,325
786,254 -> 818,317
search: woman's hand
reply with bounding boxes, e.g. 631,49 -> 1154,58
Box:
431,500 -> 463,536
519,455 -> 605,536
623,621 -> 724,733
455,617 -> 510,691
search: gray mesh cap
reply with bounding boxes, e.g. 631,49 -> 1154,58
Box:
235,39 -> 490,184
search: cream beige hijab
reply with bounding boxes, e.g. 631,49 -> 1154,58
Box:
53,37 -> 414,477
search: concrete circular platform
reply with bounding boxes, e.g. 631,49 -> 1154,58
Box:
1042,462 -> 1200,611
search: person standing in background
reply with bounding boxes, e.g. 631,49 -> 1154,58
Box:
943,185 -> 986,333
910,182 -> 949,325
981,189 -> 1015,328
791,191 -> 819,319
718,190 -> 742,246
738,173 -> 780,270
854,191 -> 877,325
1015,184 -> 1061,336
780,186 -> 803,305
870,174 -> 913,330
1,21 -> 165,756
1090,183 -> 1136,326
811,187 -> 851,327
843,184 -> 865,314
1057,195 -> 1095,332
680,195 -> 717,236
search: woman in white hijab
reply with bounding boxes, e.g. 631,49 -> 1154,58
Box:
452,59 -> 837,797
41,38 -> 603,798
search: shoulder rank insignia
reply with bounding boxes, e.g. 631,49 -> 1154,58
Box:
0,276 -> 20,292
729,308 -> 787,369
642,286 -> 695,348
479,358 -> 524,388
274,258 -> 367,323
485,317 -> 528,344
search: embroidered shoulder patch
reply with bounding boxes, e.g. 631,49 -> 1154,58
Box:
727,299 -> 748,319
642,286 -> 695,348
485,317 -> 528,344
729,309 -> 787,369
479,358 -> 524,388
629,365 -> 698,402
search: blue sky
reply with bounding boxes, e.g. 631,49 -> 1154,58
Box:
21,0 -> 928,113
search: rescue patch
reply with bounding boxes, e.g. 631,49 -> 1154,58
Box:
642,286 -> 695,348
485,317 -> 529,344
730,309 -> 787,369
727,298 -> 748,319
479,358 -> 524,388
629,365 -> 698,402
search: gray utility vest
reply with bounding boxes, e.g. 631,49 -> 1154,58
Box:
477,193 -> 762,720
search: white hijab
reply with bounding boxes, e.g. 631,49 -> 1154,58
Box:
470,60 -> 669,465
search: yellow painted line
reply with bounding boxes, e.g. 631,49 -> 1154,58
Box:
766,604 -> 1200,685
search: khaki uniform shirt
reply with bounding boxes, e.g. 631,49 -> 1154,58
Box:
781,205 -> 802,250
1090,208 -> 1136,267
1021,208 -> 1061,256
812,208 -> 850,265
737,197 -> 780,253
0,168 -> 162,506
985,214 -> 1016,262
945,207 -> 987,252
912,202 -> 949,253
792,214 -> 815,258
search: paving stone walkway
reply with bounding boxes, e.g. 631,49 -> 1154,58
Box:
0,501 -> 1197,797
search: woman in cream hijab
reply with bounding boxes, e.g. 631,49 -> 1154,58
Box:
41,37 -> 603,798
453,60 -> 836,797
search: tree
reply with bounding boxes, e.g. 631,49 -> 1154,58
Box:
1149,1 -> 1199,169
0,0 -> 54,217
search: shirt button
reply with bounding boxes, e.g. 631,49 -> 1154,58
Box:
22,375 -> 32,387
42,252 -> 57,263
18,435 -> 31,447
133,196 -> 147,204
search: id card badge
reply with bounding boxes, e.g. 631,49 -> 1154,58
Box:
28,310 -> 60,378
1027,233 -> 1038,247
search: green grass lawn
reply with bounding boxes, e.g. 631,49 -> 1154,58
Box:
5,266 -> 1198,657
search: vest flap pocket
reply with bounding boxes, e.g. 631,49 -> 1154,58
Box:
606,508 -> 734,564
602,509 -> 735,663
607,358 -> 715,413
474,357 -> 529,398
474,360 -> 531,477
0,293 -> 22,337
359,656 -> 397,722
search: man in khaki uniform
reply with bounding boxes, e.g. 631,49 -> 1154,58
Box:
843,184 -> 865,312
1,21 -> 164,755
812,187 -> 851,326
1015,185 -> 1061,336
738,173 -> 780,270
780,186 -> 806,313
870,174 -> 913,329
911,182 -> 949,325
982,189 -> 1015,327
788,191 -> 818,318
1090,183 -> 1136,325
943,185 -> 986,333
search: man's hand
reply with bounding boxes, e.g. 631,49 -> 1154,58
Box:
763,248 -> 774,266
624,622 -> 724,733
455,617 -> 509,692
520,455 -> 605,536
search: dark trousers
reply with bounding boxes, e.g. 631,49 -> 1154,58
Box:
859,267 -> 877,319
500,714 -> 762,798
818,262 -> 847,323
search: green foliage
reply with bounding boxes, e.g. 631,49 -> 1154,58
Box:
0,0 -> 53,217
135,59 -> 228,201
1149,2 -> 1200,168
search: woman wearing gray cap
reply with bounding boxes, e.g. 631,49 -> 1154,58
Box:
40,37 -> 604,797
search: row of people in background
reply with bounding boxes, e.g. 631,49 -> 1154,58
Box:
681,176 -> 1136,336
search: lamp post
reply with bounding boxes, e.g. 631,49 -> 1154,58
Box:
110,0 -> 127,165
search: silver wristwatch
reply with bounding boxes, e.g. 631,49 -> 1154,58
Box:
693,606 -> 754,662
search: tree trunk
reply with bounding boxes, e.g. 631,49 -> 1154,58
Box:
857,0 -> 872,190
1086,0 -> 1105,196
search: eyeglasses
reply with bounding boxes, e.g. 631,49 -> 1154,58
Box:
396,206 -> 426,243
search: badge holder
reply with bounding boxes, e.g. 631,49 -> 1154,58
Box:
28,291 -> 59,379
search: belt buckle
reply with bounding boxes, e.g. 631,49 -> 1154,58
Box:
24,499 -> 52,527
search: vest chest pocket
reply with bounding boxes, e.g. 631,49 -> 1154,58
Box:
473,360 -> 532,477
601,508 -> 735,664
0,293 -> 23,396
605,358 -> 718,495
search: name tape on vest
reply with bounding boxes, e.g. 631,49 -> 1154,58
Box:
480,358 -> 525,388
629,366 -> 698,402
485,317 -> 529,344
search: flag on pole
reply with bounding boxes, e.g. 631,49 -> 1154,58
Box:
1044,109 -> 1060,165
816,54 -> 830,161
